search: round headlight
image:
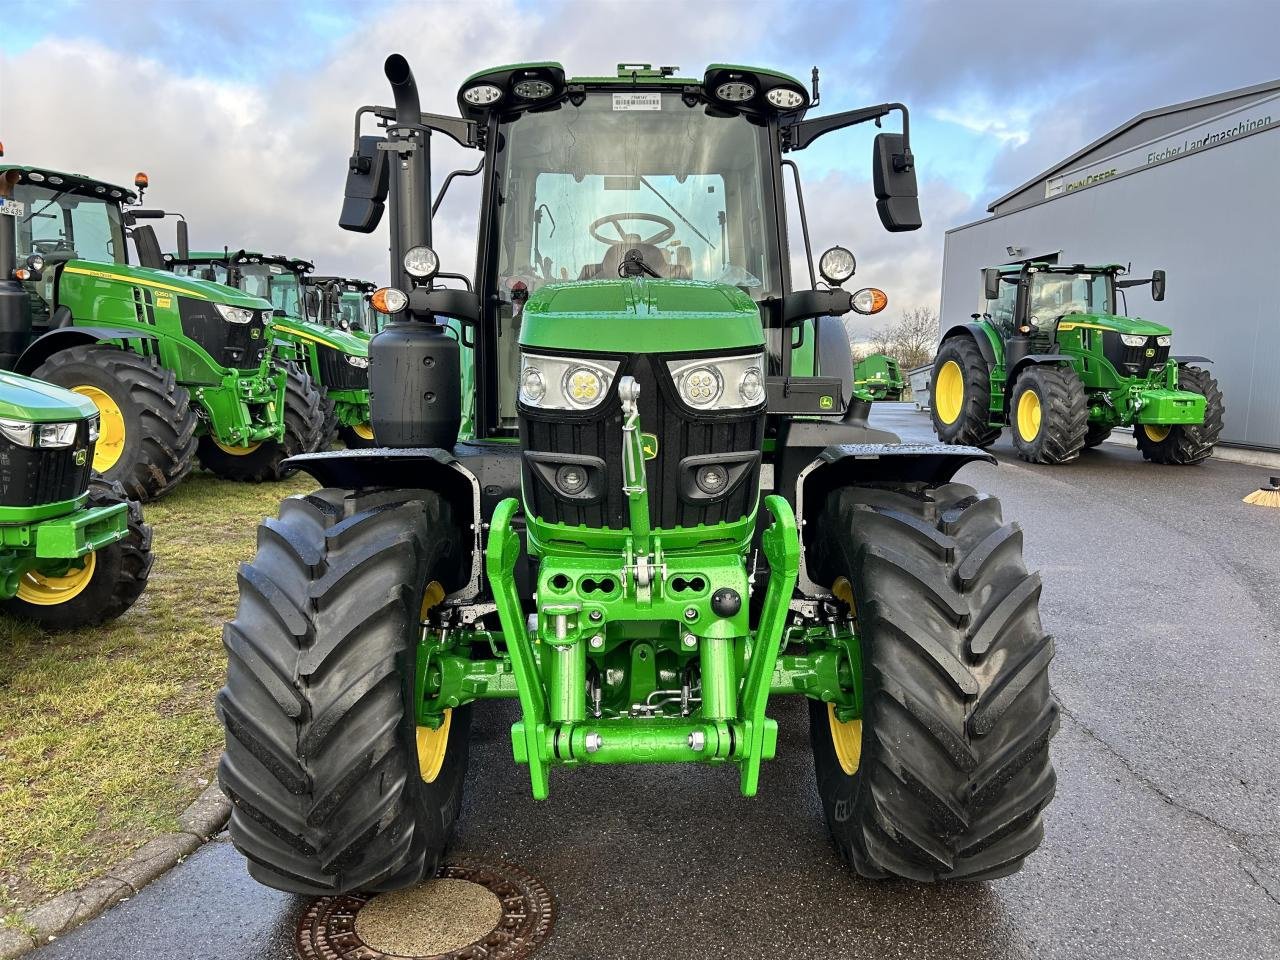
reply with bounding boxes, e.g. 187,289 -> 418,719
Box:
372,287 -> 408,314
26,253 -> 45,273
520,366 -> 546,404
403,245 -> 439,279
564,367 -> 604,407
695,464 -> 729,495
851,287 -> 888,315
819,246 -> 857,285
513,79 -> 554,100
714,81 -> 756,103
739,367 -> 764,404
555,464 -> 589,495
765,87 -> 805,109
462,83 -> 503,106
680,365 -> 723,407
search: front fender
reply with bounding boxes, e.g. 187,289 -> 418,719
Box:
941,322 -> 1001,367
1007,352 -> 1073,384
14,327 -> 158,376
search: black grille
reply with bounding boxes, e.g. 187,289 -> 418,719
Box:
178,297 -> 269,372
0,427 -> 93,508
1103,332 -> 1170,378
317,344 -> 369,391
519,354 -> 764,531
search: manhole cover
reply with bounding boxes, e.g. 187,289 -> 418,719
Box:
296,857 -> 556,960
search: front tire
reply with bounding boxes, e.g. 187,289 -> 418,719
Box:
1135,365 -> 1225,465
931,338 -> 1001,447
809,482 -> 1058,881
2,478 -> 152,629
217,488 -> 470,895
1009,365 -> 1087,464
1084,423 -> 1112,448
33,346 -> 198,501
197,365 -> 324,482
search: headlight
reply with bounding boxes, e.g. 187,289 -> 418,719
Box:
88,414 -> 100,442
38,422 -> 78,448
214,303 -> 255,324
819,246 -> 856,285
1120,334 -> 1147,347
715,81 -> 756,102
0,418 -> 34,446
518,354 -> 620,410
765,87 -> 806,109
1156,335 -> 1171,347
0,418 -> 82,448
667,353 -> 766,411
403,245 -> 439,279
513,79 -> 554,100
462,83 -> 503,106
346,354 -> 369,369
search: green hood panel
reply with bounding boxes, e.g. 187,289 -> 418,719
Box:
272,318 -> 369,356
0,371 -> 97,422
520,279 -> 763,353
60,261 -> 270,309
1056,312 -> 1171,337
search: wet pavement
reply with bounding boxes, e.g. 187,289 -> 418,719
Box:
37,405 -> 1280,960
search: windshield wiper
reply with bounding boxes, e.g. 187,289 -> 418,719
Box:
22,189 -> 68,224
639,176 -> 716,249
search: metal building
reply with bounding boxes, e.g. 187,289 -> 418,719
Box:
941,79 -> 1280,451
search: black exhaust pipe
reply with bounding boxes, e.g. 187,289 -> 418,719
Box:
384,54 -> 421,127
382,53 -> 431,281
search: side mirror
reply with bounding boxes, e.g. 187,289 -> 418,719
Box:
1151,269 -> 1166,302
175,220 -> 189,260
872,133 -> 921,232
983,267 -> 1002,301
304,289 -> 320,316
339,135 -> 390,233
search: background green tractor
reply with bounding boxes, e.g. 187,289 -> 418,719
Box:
170,252 -> 374,449
932,262 -> 1224,464
853,352 -> 904,400
305,275 -> 378,335
0,162 -> 322,499
216,55 -> 1057,895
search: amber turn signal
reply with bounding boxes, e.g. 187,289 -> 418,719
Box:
851,287 -> 888,315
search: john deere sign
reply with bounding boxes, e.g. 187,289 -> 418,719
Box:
1046,94 -> 1276,199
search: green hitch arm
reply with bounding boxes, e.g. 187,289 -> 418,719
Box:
486,497 -> 551,799
618,376 -> 652,549
738,494 -> 800,796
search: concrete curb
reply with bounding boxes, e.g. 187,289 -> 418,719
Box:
0,783 -> 230,959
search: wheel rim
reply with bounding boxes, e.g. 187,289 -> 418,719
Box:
72,385 -> 126,472
1143,424 -> 1172,442
17,553 -> 96,606
827,702 -> 862,776
934,360 -> 964,424
353,423 -> 375,441
212,440 -> 263,456
417,580 -> 450,783
1016,388 -> 1042,441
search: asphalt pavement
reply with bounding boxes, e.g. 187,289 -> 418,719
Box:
37,405 -> 1280,960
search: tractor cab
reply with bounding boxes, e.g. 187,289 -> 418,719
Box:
303,276 -> 377,333
170,250 -> 313,320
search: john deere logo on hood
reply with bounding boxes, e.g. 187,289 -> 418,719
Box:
640,433 -> 659,460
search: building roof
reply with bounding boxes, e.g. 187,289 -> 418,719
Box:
988,76 -> 1280,213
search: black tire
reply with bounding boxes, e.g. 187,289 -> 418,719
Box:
197,365 -> 324,482
1135,365 -> 1225,465
1009,365 -> 1087,464
317,389 -> 340,451
2,477 -> 152,629
1084,423 -> 1112,448
808,482 -> 1058,881
217,488 -> 470,895
33,345 -> 197,501
338,423 -> 377,449
930,337 -> 1002,447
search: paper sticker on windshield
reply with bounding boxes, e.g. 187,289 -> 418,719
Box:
613,93 -> 661,111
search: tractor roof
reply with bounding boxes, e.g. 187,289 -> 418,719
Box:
178,250 -> 315,274
993,262 -> 1128,275
306,275 -> 376,291
0,164 -> 137,202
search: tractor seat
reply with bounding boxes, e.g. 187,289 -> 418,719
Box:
582,238 -> 670,279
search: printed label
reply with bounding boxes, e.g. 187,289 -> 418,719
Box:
613,93 -> 661,112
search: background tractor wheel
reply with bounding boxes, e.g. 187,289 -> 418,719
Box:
197,365 -> 324,482
1135,365 -> 1225,465
1009,365 -> 1087,464
33,345 -> 197,501
2,478 -> 152,629
930,338 -> 1001,447
217,488 -> 470,895
1084,423 -> 1112,448
339,422 -> 377,449
808,481 -> 1057,881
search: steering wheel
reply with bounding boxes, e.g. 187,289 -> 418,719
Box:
589,212 -> 676,246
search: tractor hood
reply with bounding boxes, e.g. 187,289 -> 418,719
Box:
0,370 -> 97,422
59,260 -> 272,311
519,279 -> 763,354
271,317 -> 369,356
1055,312 -> 1171,337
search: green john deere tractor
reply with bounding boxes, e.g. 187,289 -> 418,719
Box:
933,262 -> 1224,464
217,57 -> 1057,893
305,276 -> 378,335
170,252 -> 374,449
0,163 -> 322,498
854,352 -> 904,400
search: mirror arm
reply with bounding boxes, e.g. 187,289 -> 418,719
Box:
432,161 -> 484,217
780,159 -> 816,289
784,102 -> 910,154
1115,278 -> 1152,289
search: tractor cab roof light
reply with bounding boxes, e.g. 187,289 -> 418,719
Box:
462,83 -> 503,106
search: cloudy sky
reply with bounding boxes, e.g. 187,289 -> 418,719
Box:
2,0 -> 1277,341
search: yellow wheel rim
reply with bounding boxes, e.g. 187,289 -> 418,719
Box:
828,702 -> 863,776
17,553 -> 96,606
212,440 -> 263,456
1143,424 -> 1172,442
72,385 -> 126,472
416,581 -> 450,783
1016,387 -> 1042,441
353,423 -> 375,441
934,360 -> 964,425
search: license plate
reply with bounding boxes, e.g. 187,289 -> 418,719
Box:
0,199 -> 24,218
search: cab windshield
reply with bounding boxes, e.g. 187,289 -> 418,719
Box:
12,183 -> 127,265
1028,271 -> 1113,324
339,293 -> 372,332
